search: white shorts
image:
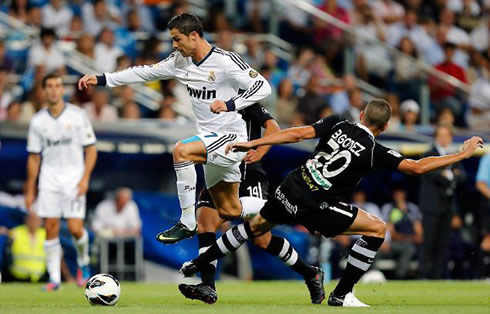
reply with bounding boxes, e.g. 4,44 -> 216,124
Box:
193,132 -> 247,189
36,189 -> 86,219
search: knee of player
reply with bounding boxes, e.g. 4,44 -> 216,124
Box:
252,235 -> 270,250
173,141 -> 190,162
67,225 -> 83,238
197,219 -> 218,233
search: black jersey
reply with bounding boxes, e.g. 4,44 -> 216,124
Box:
299,115 -> 405,201
237,103 -> 274,179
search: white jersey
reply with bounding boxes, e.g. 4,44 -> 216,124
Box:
102,47 -> 271,137
27,104 -> 96,195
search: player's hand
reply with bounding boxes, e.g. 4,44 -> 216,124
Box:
244,149 -> 264,164
461,136 -> 483,158
210,100 -> 227,114
78,74 -> 98,90
24,186 -> 35,211
77,177 -> 89,196
225,141 -> 253,154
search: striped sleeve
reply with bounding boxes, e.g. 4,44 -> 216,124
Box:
103,52 -> 176,87
223,51 -> 271,111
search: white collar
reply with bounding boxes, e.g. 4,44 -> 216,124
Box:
357,123 -> 375,138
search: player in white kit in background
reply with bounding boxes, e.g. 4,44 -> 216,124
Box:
78,13 -> 271,244
25,74 -> 97,291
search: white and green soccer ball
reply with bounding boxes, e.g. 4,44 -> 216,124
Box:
84,274 -> 121,306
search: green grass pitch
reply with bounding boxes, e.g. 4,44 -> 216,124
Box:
0,281 -> 488,314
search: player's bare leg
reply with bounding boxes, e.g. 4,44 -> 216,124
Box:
67,218 -> 90,287
180,213 -> 326,304
156,140 -> 206,244
44,218 -> 61,291
327,209 -> 387,307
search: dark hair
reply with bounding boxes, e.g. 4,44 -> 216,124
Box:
40,27 -> 56,39
167,13 -> 203,37
42,73 -> 62,88
364,99 -> 391,130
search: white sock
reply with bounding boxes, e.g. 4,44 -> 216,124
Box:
72,228 -> 89,267
239,197 -> 266,219
44,238 -> 62,284
174,161 -> 197,229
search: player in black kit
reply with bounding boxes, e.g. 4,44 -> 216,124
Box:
179,103 -> 325,305
180,99 -> 484,307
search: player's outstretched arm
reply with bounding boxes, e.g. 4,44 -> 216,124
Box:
398,136 -> 484,175
226,125 -> 316,153
244,119 -> 281,164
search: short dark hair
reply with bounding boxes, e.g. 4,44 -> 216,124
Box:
40,27 -> 56,39
42,73 -> 62,88
364,99 -> 391,129
167,13 -> 203,37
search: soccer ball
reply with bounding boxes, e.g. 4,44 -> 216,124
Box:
84,274 -> 121,306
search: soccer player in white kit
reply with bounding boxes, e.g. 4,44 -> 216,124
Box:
25,74 -> 97,291
78,13 -> 271,244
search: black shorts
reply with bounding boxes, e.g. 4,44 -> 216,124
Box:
196,171 -> 269,210
260,170 -> 358,238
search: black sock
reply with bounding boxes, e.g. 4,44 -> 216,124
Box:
334,236 -> 384,296
198,232 -> 216,289
264,235 -> 316,280
195,221 -> 254,268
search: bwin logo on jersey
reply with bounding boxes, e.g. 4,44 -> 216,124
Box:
186,85 -> 217,100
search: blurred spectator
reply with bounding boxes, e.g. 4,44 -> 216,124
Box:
42,0 -> 73,37
468,53 -> 490,130
27,28 -> 66,78
82,0 -> 121,36
390,37 -> 424,103
20,82 -> 46,122
112,85 -> 134,109
262,48 -> 285,88
353,189 -> 383,219
159,94 -> 178,121
115,55 -> 132,71
343,87 -> 364,123
76,34 -> 95,60
278,0 -> 313,46
120,102 -> 140,119
122,0 -> 155,33
429,42 -> 468,118
470,18 -> 489,52
0,41 -> 13,73
386,10 -> 424,48
205,8 -> 232,33
64,16 -> 84,41
372,0 -> 405,25
418,123 -> 466,279
275,79 -> 297,125
84,88 -> 118,122
296,76 -> 330,125
380,187 -> 423,279
313,0 -> 350,70
399,99 -> 420,132
246,0 -> 271,33
8,0 -> 30,24
454,0 -> 483,33
386,93 -> 402,131
436,107 -> 456,126
215,30 -> 234,52
354,4 -> 390,87
3,211 -> 47,283
242,38 -> 264,71
439,8 -> 471,68
6,101 -> 22,122
0,67 -> 15,121
95,28 -> 123,73
91,188 -> 142,238
26,6 -> 42,29
287,47 -> 314,90
475,152 -> 490,278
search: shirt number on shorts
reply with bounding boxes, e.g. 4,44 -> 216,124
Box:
247,183 -> 263,199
